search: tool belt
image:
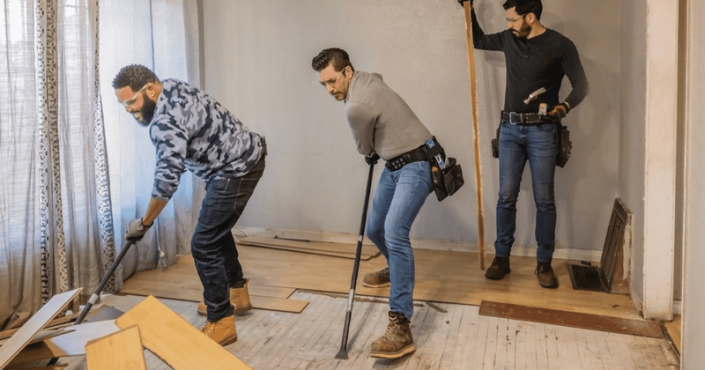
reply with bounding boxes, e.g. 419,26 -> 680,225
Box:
492,111 -> 572,167
421,137 -> 464,202
385,146 -> 428,171
500,111 -> 551,125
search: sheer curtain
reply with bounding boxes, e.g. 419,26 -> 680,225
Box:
0,0 -> 202,329
0,0 -> 114,329
99,0 -> 203,286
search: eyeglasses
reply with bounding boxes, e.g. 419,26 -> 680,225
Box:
319,70 -> 346,88
120,84 -> 148,108
506,14 -> 525,23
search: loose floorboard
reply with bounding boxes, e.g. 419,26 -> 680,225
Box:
55,291 -> 677,370
662,315 -> 681,355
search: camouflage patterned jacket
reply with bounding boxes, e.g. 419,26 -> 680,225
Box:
149,79 -> 266,200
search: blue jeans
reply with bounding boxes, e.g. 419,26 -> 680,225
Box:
191,157 -> 265,322
366,161 -> 433,320
495,122 -> 557,263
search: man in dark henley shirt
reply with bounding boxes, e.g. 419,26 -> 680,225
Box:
461,0 -> 589,288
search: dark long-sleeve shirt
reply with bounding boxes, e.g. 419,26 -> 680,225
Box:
471,10 -> 589,113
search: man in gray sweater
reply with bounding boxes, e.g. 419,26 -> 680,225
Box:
312,48 -> 436,359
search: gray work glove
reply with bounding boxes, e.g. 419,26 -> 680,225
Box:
125,218 -> 152,242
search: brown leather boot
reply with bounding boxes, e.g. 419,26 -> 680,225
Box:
485,256 -> 511,280
198,278 -> 252,315
362,267 -> 390,288
201,314 -> 237,346
370,311 -> 416,359
535,261 -> 559,288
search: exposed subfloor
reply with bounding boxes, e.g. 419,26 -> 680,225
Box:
56,291 -> 679,370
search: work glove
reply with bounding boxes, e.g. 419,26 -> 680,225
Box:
125,218 -> 152,242
549,103 -> 569,120
365,153 -> 380,165
457,0 -> 474,7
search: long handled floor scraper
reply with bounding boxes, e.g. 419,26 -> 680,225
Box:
47,239 -> 135,365
74,239 -> 135,324
336,161 -> 376,360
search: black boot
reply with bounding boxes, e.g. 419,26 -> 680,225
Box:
535,261 -> 558,288
485,256 -> 511,280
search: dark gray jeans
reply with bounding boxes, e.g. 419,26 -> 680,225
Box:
191,157 -> 265,322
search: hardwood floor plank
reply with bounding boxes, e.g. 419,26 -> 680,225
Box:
115,296 -> 252,370
439,303 -> 462,370
85,326 -> 147,370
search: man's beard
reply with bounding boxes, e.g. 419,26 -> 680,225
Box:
135,92 -> 157,127
512,23 -> 531,39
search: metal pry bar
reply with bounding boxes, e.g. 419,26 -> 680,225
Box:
523,87 -> 547,105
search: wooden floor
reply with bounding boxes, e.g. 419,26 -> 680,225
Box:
53,243 -> 680,369
58,292 -> 678,370
138,244 -> 642,320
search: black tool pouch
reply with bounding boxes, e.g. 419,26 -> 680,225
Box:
555,122 -> 572,168
491,125 -> 500,158
423,137 -> 465,202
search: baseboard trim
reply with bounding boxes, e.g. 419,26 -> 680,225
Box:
234,227 -> 603,262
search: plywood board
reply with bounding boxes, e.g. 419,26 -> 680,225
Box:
0,288 -> 81,368
85,326 -> 146,370
116,296 -> 252,370
478,301 -> 663,338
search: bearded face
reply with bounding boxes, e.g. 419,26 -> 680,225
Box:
134,91 -> 157,127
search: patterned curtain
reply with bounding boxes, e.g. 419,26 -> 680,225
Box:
0,0 -> 115,329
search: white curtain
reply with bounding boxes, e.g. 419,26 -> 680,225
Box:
99,0 -> 203,286
0,0 -> 114,329
0,0 -> 201,329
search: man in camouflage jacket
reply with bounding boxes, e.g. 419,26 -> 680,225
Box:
114,64 -> 266,346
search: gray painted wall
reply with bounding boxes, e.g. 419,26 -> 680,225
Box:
617,0 -> 647,305
201,0 -> 620,254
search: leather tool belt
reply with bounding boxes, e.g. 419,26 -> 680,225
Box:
501,111 -> 551,125
385,145 -> 428,171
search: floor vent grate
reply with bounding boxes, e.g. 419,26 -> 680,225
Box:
568,264 -> 608,292
567,198 -> 630,293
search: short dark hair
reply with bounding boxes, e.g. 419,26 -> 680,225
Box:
503,0 -> 543,20
112,64 -> 159,91
311,48 -> 355,73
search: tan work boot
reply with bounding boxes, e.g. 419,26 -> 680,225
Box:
370,311 -> 416,359
201,314 -> 237,346
198,278 -> 252,315
362,267 -> 390,288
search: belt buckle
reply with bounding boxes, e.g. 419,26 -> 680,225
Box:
509,112 -> 522,125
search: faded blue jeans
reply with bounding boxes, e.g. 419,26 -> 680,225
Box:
366,161 -> 433,320
495,122 -> 557,263
191,158 -> 265,322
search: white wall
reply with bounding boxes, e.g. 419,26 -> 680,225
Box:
682,0 -> 705,366
201,0 -> 620,254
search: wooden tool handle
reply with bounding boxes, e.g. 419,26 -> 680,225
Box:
463,1 -> 486,270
